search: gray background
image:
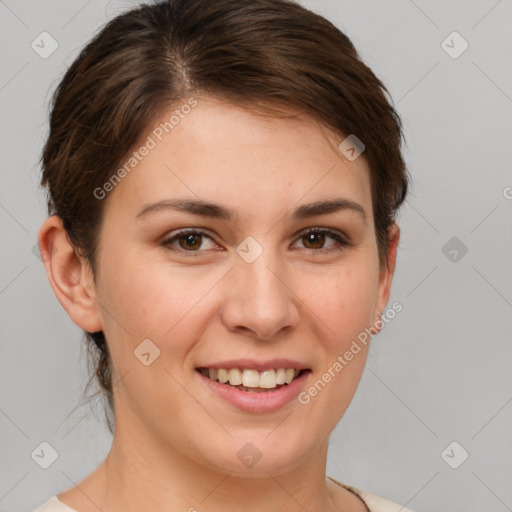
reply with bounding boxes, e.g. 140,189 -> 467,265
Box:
1,1 -> 511,511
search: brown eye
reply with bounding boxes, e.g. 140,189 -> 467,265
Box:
178,233 -> 203,250
162,230 -> 217,254
293,228 -> 349,252
301,231 -> 326,249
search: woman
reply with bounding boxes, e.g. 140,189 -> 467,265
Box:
34,0 -> 412,510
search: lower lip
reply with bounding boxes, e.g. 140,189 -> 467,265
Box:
196,370 -> 310,413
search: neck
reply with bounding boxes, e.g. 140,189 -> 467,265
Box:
96,419 -> 338,511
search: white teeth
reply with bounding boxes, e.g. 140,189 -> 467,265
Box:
228,368 -> 243,386
242,369 -> 260,388
259,369 -> 276,388
204,367 -> 303,389
218,368 -> 229,384
284,368 -> 295,384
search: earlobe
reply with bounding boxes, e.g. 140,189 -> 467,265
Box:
38,215 -> 103,333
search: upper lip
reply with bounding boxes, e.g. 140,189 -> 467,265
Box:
196,358 -> 311,372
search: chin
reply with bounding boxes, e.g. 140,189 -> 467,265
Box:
196,431 -> 316,477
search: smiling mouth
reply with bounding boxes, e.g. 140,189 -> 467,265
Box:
196,367 -> 309,393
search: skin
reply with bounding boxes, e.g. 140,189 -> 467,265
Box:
39,96 -> 399,512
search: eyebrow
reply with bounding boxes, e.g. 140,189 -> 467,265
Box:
135,198 -> 367,224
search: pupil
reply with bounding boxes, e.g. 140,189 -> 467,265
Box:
180,233 -> 201,250
305,233 -> 324,248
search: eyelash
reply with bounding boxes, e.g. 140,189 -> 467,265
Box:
161,228 -> 351,257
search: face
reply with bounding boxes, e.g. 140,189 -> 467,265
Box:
61,97 -> 397,476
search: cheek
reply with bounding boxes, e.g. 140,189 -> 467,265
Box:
96,253 -> 219,362
296,259 -> 379,346
94,257 -> 211,409
295,264 -> 377,431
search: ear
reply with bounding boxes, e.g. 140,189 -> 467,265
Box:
372,222 -> 400,332
37,215 -> 103,332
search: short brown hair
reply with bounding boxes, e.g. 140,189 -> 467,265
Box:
40,0 -> 410,432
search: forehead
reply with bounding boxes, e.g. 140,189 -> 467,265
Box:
103,97 -> 373,221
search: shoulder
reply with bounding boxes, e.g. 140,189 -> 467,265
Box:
353,487 -> 416,512
329,476 -> 416,512
32,495 -> 78,512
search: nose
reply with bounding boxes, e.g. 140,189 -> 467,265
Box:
220,250 -> 300,341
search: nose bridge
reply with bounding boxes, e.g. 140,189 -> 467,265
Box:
222,240 -> 299,339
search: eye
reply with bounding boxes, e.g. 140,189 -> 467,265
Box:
161,227 -> 350,257
161,229 -> 218,255
292,228 -> 350,253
